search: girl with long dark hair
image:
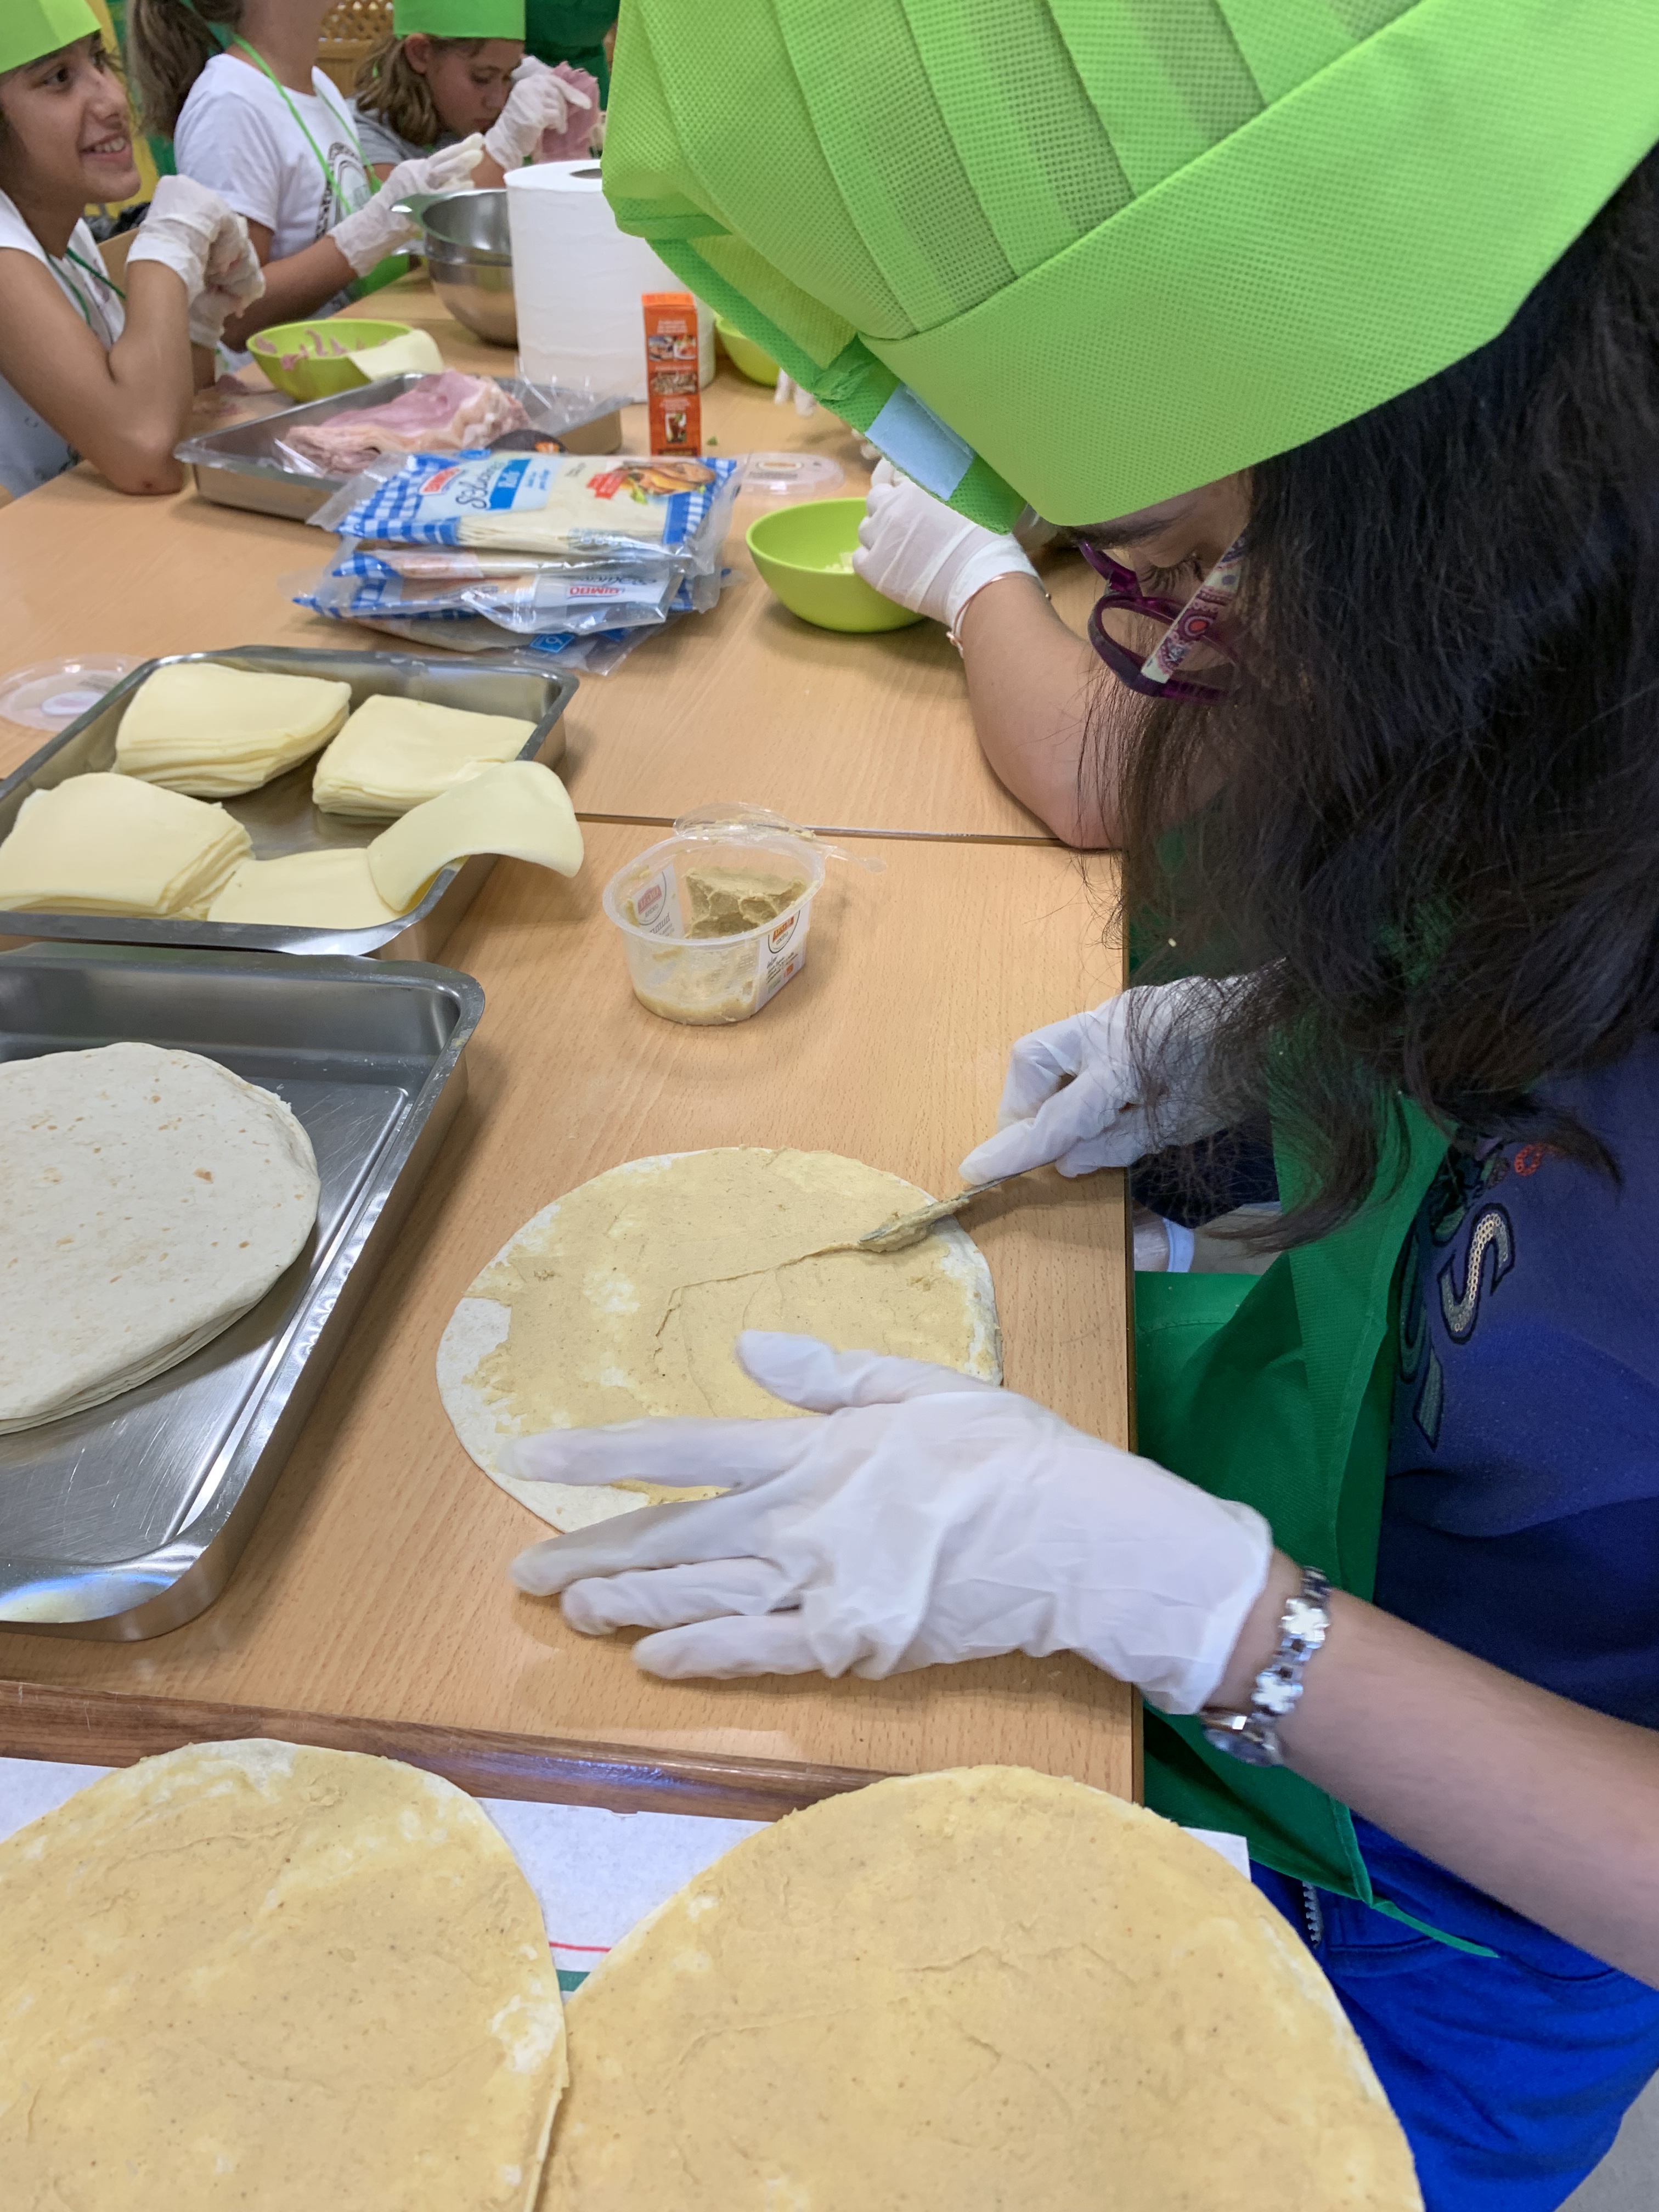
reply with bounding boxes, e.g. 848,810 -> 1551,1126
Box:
498,5 -> 1659,2204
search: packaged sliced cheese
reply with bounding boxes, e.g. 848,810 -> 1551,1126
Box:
312,692 -> 535,819
207,848 -> 398,929
114,662 -> 352,798
0,775 -> 251,917
367,760 -> 582,909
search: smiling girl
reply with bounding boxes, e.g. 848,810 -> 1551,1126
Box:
0,0 -> 259,496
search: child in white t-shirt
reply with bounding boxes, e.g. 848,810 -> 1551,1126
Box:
348,0 -> 594,183
128,0 -> 481,350
0,8 -> 259,498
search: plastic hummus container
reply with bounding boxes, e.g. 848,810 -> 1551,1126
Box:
602,815 -> 826,1025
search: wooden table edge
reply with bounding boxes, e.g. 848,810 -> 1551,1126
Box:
0,1679 -> 894,1821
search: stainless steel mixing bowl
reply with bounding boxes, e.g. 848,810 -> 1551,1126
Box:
418,189 -> 516,346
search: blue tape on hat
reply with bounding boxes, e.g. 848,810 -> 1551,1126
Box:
866,385 -> 973,502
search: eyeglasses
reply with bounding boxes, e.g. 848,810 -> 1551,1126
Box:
1081,532 -> 1247,704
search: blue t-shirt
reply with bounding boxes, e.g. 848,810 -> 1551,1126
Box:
1365,1033 -> 1659,1955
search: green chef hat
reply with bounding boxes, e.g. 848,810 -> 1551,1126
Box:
602,0 -> 1659,529
0,0 -> 100,75
393,0 -> 525,37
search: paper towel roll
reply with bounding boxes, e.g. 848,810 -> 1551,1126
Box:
507,161 -> 714,403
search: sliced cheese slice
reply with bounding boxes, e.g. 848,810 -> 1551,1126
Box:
0,775 -> 251,917
114,663 -> 352,798
204,765 -> 583,928
207,848 -> 399,929
367,760 -> 583,910
312,693 -> 537,819
346,329 -> 445,379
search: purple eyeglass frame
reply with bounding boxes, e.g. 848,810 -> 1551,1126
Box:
1080,539 -> 1237,703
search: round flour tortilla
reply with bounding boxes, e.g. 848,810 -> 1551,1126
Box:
437,1148 -> 1001,1530
544,1766 -> 1421,2211
0,1042 -> 320,1433
0,1740 -> 566,2212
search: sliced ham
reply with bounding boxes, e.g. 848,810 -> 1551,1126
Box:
284,373 -> 530,474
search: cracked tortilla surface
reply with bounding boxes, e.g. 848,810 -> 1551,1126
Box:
0,1741 -> 566,2211
540,1767 -> 1420,2211
439,1149 -> 1000,1529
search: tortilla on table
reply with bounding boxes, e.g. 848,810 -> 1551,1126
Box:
541,1765 -> 1420,2211
436,1148 -> 1001,1530
0,1043 -> 320,1433
0,1739 -> 567,2212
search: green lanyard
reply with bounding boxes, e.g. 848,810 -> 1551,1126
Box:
227,33 -> 369,216
64,246 -> 124,303
49,245 -> 123,333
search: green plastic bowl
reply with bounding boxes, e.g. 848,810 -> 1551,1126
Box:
715,314 -> 780,385
747,498 -> 924,634
247,319 -> 417,400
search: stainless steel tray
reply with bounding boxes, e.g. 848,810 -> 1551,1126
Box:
0,943 -> 482,1640
177,373 -> 624,522
0,645 -> 576,962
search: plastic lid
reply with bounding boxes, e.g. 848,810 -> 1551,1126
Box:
674,800 -> 885,873
740,452 -> 845,496
0,655 -> 138,731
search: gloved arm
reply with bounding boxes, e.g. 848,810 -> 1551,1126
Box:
508,1331 -> 1272,1712
957,976 -> 1242,1183
852,459 -> 1038,635
514,1331 -> 1659,1985
125,176 -> 265,351
330,136 -> 486,276
484,57 -> 594,170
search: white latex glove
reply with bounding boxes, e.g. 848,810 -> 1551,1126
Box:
330,136 -> 485,276
959,977 -> 1240,1184
507,1331 -> 1272,1713
852,458 -> 1037,632
484,55 -> 592,169
772,369 -> 818,416
126,176 -> 263,346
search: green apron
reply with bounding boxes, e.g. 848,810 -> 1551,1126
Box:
1133,1101 -> 1492,1951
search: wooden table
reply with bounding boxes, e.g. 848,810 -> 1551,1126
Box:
0,284 -> 1135,1818
0,275 -> 1100,837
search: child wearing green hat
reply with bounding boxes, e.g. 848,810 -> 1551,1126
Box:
0,0 -> 261,496
351,0 -> 595,185
127,0 -> 485,348
523,0 -> 612,105
504,6 -> 1659,2208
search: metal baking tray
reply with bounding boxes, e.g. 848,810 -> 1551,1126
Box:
0,645 -> 576,962
177,373 -> 625,522
0,943 -> 482,1640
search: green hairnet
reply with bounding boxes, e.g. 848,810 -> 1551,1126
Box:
393,0 -> 525,36
602,0 -> 1659,529
0,0 -> 99,75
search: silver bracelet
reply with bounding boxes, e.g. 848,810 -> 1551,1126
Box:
1200,1565 -> 1332,1768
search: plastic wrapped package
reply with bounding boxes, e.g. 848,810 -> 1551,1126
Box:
302,545 -> 688,635
309,452 -> 742,573
253,374 -> 632,481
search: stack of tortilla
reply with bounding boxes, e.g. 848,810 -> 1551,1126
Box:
0,1741 -> 567,2211
544,1767 -> 1423,2210
0,1042 -> 320,1431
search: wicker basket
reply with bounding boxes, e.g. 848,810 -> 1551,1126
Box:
317,0 -> 392,95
